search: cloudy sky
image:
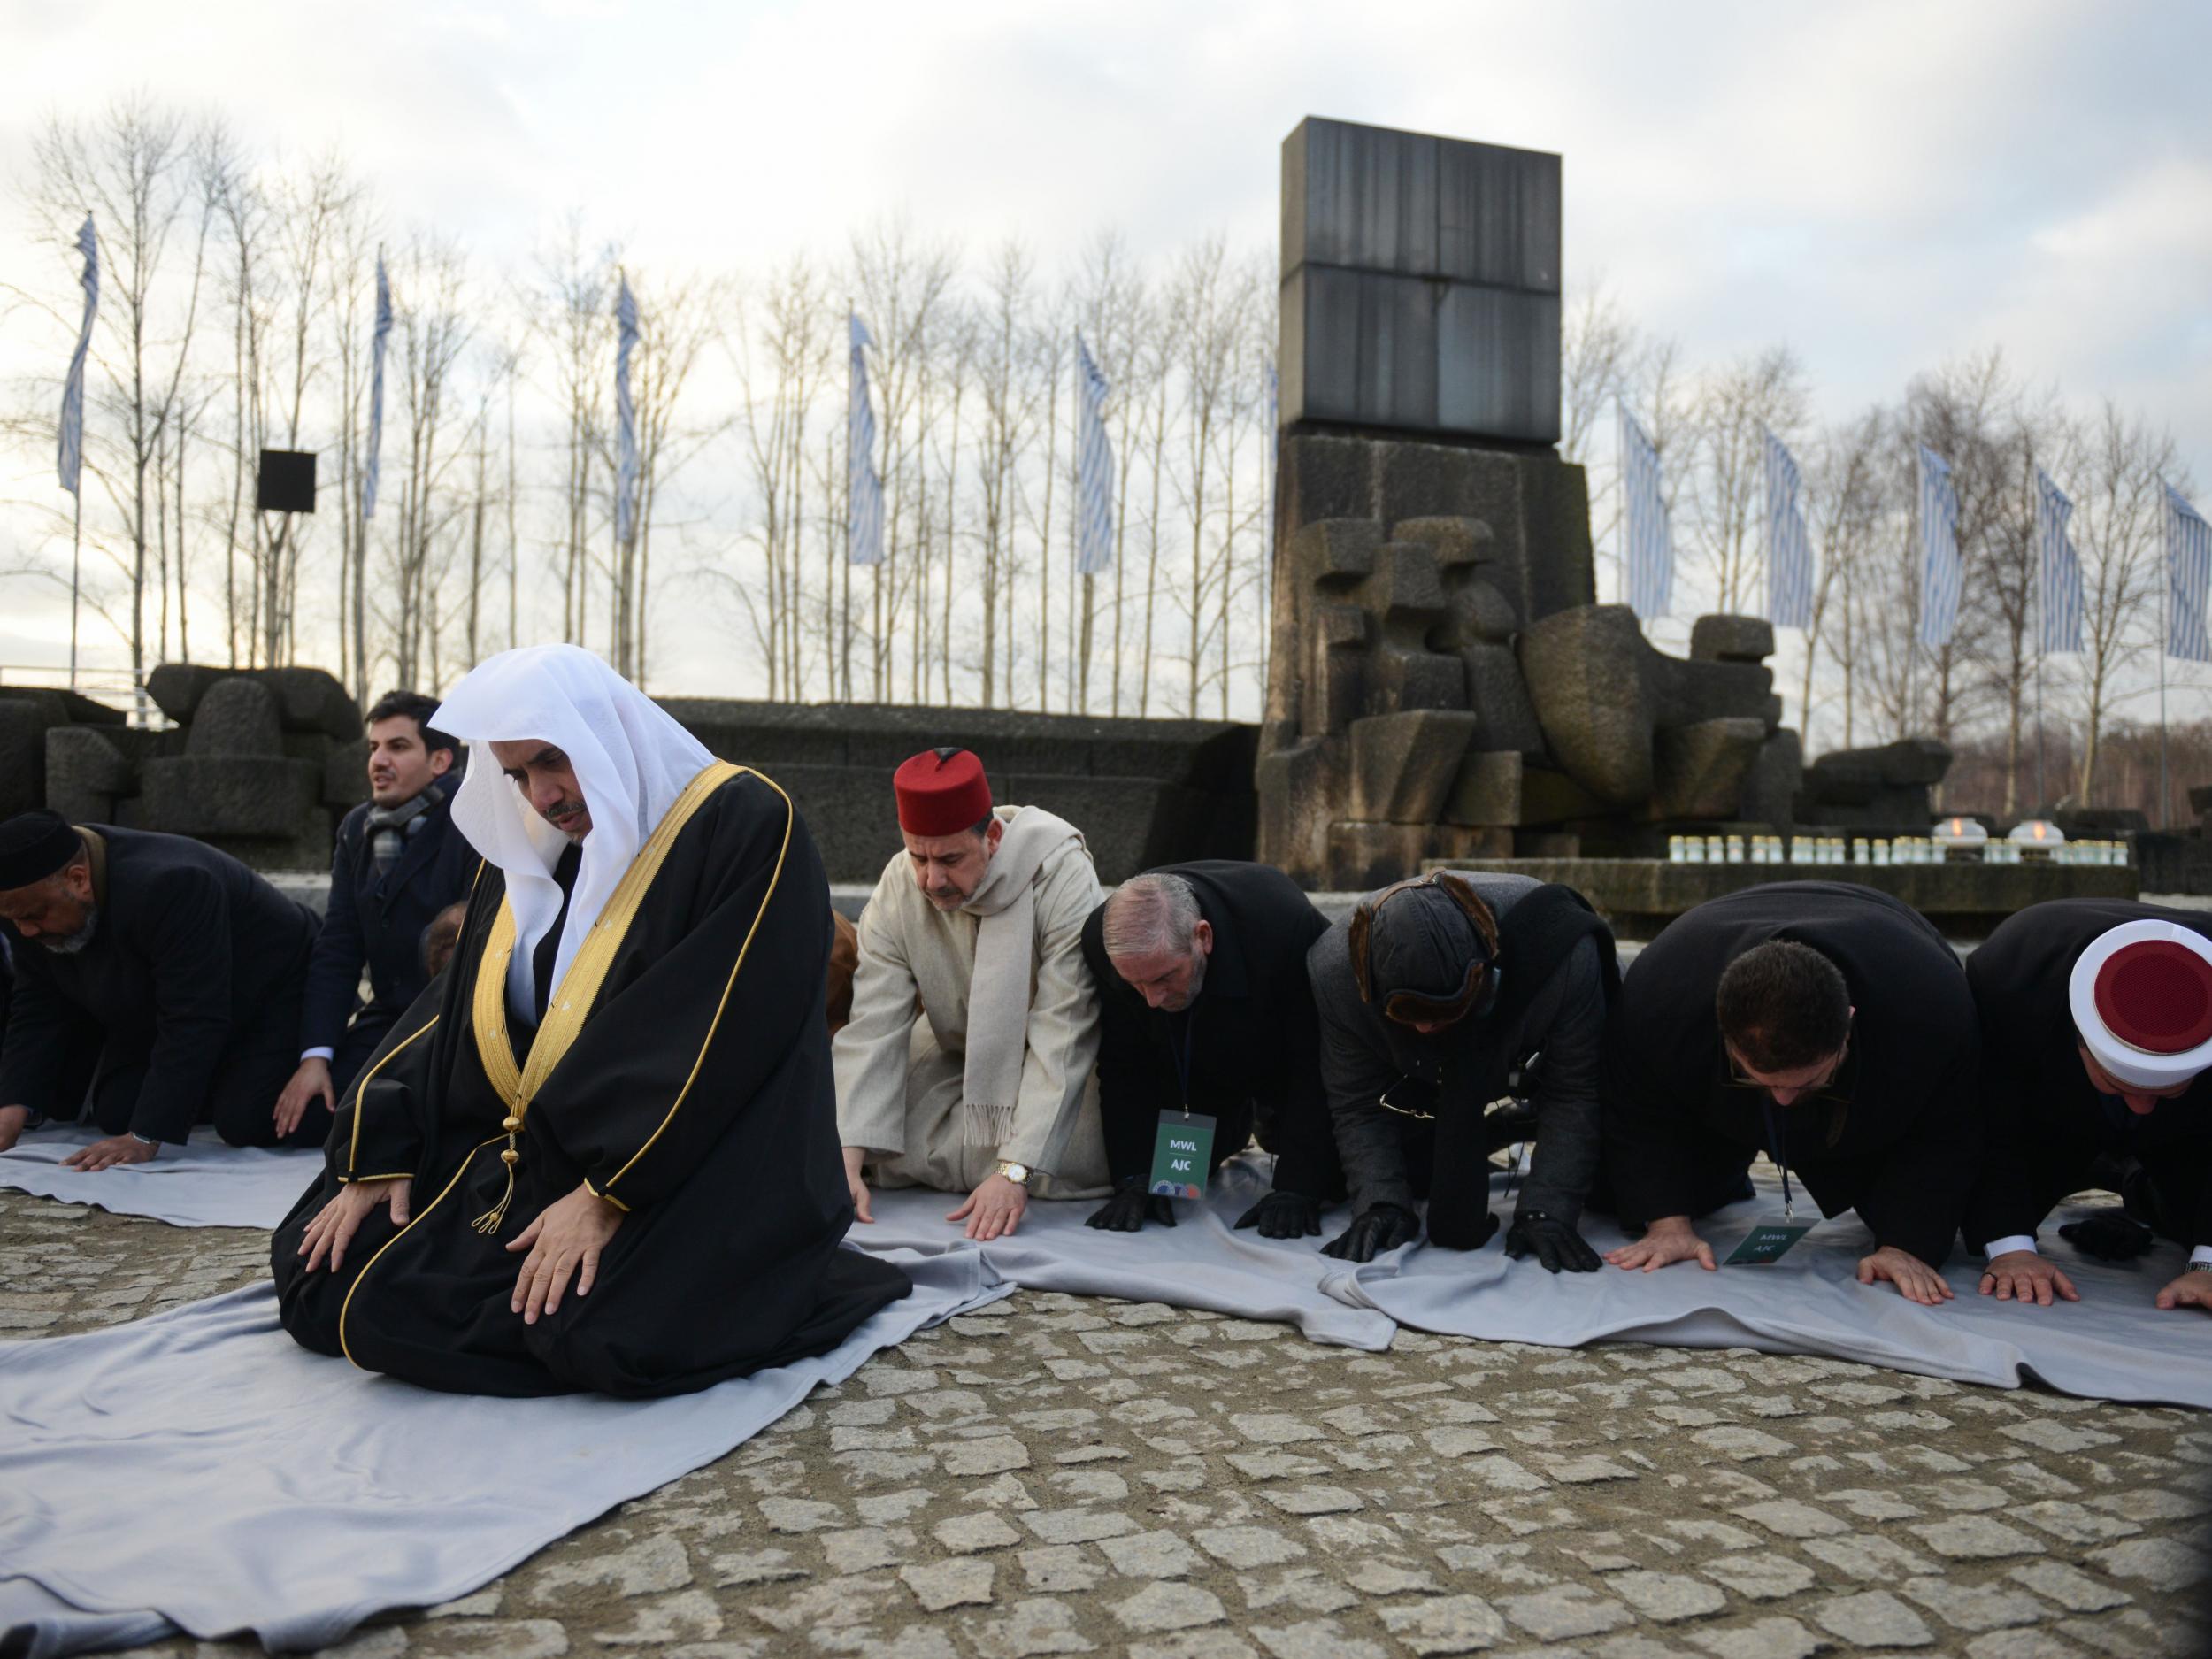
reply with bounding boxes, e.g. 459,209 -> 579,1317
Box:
3,0 -> 2208,696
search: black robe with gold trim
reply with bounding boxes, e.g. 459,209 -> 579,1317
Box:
271,764 -> 910,1398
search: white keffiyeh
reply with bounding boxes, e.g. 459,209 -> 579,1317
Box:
431,644 -> 714,1018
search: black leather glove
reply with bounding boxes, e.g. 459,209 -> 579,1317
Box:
2058,1211 -> 2155,1261
1235,1190 -> 1322,1239
1087,1178 -> 1176,1233
1320,1202 -> 1420,1263
1505,1210 -> 1601,1273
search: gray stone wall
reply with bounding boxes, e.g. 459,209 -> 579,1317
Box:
660,701 -> 1256,886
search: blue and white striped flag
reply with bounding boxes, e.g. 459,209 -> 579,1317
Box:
2168,484 -> 2212,664
361,254 -> 393,521
1916,445 -> 1962,648
1618,403 -> 1671,620
1763,429 -> 1813,629
57,215 -> 97,495
847,312 -> 883,567
2035,469 -> 2083,654
1074,333 -> 1113,575
614,275 -> 640,546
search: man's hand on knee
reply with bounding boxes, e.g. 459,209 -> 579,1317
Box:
299,1177 -> 411,1273
0,1104 -> 29,1155
509,1184 -> 625,1324
62,1132 -> 157,1172
949,1172 -> 1027,1241
842,1146 -> 874,1224
274,1057 -> 334,1140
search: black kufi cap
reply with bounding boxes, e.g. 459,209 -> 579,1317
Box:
1370,886 -> 1486,1002
0,810 -> 83,891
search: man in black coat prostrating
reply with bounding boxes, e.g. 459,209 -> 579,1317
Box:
1310,872 -> 1620,1270
1600,881 -> 1978,1305
1080,861 -> 1343,1236
0,811 -> 322,1165
271,690 -> 476,1139
1962,898 -> 2212,1317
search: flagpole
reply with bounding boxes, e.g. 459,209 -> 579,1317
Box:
2160,539 -> 2170,828
68,487 -> 82,690
841,298 -> 854,705
2033,476 -> 2046,810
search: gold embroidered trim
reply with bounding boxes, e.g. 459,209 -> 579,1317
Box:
336,1135 -> 502,1371
581,1177 -> 630,1213
467,761 -> 742,1233
337,1171 -> 413,1184
344,1015 -> 440,1178
598,769 -> 795,1202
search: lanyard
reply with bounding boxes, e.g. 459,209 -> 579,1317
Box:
1171,1010 -> 1196,1120
1758,1094 -> 1796,1222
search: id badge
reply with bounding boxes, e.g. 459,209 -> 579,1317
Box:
1148,1112 -> 1217,1199
1725,1221 -> 1813,1265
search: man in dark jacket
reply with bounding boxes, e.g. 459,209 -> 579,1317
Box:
1080,861 -> 1342,1237
1600,881 -> 1977,1306
0,810 -> 322,1165
1963,899 -> 2212,1316
1310,871 -> 1619,1269
272,690 -> 476,1139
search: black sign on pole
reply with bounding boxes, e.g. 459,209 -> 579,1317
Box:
256,449 -> 317,514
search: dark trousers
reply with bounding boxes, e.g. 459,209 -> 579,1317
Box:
1993,1130 -> 2209,1250
1586,1130 -> 1763,1230
86,1022 -> 329,1149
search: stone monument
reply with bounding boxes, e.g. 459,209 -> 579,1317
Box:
1261,117 -> 1802,888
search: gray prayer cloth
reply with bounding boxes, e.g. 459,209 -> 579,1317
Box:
846,1154 -> 1394,1351
0,1126 -> 314,1229
1346,1171 -> 2212,1409
0,1252 -> 1004,1657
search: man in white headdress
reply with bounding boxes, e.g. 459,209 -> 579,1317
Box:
1964,898 -> 2212,1316
271,644 -> 910,1397
836,747 -> 1110,1241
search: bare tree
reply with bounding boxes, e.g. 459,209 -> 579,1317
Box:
2072,401 -> 2182,803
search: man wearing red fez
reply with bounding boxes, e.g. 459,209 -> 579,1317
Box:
834,748 -> 1110,1239
1964,899 -> 2212,1316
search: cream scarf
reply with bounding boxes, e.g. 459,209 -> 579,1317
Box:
959,804 -> 1086,1146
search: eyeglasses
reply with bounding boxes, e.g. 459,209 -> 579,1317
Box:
1722,1018 -> 1855,1107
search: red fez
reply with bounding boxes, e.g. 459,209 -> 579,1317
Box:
2070,919 -> 2212,1089
894,748 -> 993,838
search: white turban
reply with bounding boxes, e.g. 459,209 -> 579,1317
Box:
431,644 -> 714,1018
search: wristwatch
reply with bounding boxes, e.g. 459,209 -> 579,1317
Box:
995,1160 -> 1032,1187
128,1132 -> 159,1149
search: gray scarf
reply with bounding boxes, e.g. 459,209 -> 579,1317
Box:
365,789 -> 436,875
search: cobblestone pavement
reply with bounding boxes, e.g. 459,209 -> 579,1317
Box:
6,1190 -> 2209,1659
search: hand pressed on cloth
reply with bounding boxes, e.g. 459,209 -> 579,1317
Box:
1978,1249 -> 2078,1308
62,1133 -> 157,1171
2155,1270 -> 2212,1314
1858,1243 -> 1953,1306
1236,1190 -> 1322,1240
509,1183 -> 624,1324
1506,1210 -> 1601,1273
949,1171 -> 1026,1240
1088,1177 -> 1174,1232
1604,1216 -> 1716,1272
299,1178 -> 412,1273
1320,1202 -> 1418,1263
842,1147 -> 874,1224
274,1056 -> 334,1140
